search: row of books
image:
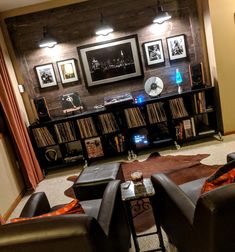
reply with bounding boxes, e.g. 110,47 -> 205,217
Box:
98,113 -> 119,134
169,98 -> 189,119
77,117 -> 98,139
105,134 -> 125,153
175,117 -> 196,140
54,122 -> 76,144
147,102 -> 167,124
124,107 -> 146,128
32,127 -> 55,148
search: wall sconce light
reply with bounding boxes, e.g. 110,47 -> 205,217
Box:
38,26 -> 57,48
153,0 -> 172,24
176,68 -> 183,94
95,13 -> 114,36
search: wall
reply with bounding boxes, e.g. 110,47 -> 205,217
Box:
5,0 -> 206,117
205,0 -> 235,134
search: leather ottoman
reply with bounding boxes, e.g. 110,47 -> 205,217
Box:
73,162 -> 123,201
227,152 -> 235,162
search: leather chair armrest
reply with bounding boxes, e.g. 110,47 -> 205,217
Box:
20,192 -> 51,218
151,173 -> 195,225
97,180 -> 121,236
0,215 -> 110,252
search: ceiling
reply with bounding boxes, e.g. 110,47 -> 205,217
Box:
0,0 -> 52,12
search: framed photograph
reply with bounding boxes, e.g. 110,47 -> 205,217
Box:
166,34 -> 187,61
77,34 -> 143,88
57,59 -> 79,84
143,39 -> 165,66
35,63 -> 57,88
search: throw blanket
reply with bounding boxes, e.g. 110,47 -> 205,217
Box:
202,166 -> 235,193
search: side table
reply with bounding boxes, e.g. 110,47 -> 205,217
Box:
121,178 -> 165,252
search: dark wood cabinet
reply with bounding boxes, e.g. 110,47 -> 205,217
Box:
29,87 -> 219,174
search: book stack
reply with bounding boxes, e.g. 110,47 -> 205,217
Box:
32,127 -> 55,147
98,113 -> 119,134
194,92 -> 207,113
147,102 -> 167,124
124,107 -> 146,128
114,134 -> 125,153
54,122 -> 76,144
77,117 -> 98,139
169,98 -> 189,119
85,137 -> 104,158
175,117 -> 196,140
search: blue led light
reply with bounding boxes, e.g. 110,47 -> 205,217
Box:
136,95 -> 144,104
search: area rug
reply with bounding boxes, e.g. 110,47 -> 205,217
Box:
64,153 -> 221,232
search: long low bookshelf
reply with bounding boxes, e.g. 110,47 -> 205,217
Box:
29,86 -> 220,174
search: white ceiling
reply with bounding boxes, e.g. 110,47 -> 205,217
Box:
0,0 -> 52,12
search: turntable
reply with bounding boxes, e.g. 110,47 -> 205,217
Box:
104,92 -> 133,107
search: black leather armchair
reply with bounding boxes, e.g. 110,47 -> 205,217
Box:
0,180 -> 130,252
151,165 -> 235,252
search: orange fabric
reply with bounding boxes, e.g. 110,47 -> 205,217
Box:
201,168 -> 235,193
10,199 -> 84,223
0,47 -> 43,189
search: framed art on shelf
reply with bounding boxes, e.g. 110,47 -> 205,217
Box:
166,34 -> 187,61
35,63 -> 57,88
143,39 -> 165,66
77,34 -> 143,88
57,59 -> 79,84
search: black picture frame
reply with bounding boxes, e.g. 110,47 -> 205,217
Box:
77,34 -> 144,88
35,63 -> 57,88
143,39 -> 165,66
166,34 -> 187,62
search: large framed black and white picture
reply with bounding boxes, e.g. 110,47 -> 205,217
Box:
166,34 -> 187,61
143,39 -> 165,66
57,59 -> 79,84
77,35 -> 143,88
35,63 -> 57,88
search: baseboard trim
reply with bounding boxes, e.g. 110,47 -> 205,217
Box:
223,131 -> 235,136
3,188 -> 26,221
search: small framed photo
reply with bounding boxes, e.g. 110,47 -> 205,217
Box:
56,59 -> 79,84
143,39 -> 165,66
166,34 -> 187,61
35,63 -> 57,88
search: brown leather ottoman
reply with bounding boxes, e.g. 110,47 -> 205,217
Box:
73,162 -> 123,201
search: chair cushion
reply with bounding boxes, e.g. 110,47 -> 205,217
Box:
180,177 -> 206,204
10,199 -> 84,223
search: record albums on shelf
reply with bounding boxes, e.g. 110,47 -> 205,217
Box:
104,92 -> 133,107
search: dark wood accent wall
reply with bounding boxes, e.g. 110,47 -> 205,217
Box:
5,0 -> 205,117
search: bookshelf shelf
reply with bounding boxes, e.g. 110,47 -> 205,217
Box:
29,86 -> 219,174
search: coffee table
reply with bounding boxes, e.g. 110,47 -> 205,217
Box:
121,178 -> 165,252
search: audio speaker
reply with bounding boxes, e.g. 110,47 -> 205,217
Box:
34,97 -> 51,122
189,62 -> 205,89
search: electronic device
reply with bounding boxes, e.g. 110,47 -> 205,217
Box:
144,76 -> 164,97
189,62 -> 205,89
34,97 -> 51,122
104,92 -> 133,107
132,128 -> 149,149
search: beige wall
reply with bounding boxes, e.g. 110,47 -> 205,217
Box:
206,0 -> 235,134
0,134 -> 24,219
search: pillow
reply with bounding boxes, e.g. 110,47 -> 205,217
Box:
201,166 -> 235,194
10,199 -> 84,223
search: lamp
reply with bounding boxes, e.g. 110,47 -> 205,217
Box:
95,13 -> 113,36
176,68 -> 183,94
153,0 -> 172,24
38,26 -> 57,48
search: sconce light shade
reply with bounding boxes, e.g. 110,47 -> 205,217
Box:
95,13 -> 113,36
153,1 -> 172,24
38,26 -> 57,48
